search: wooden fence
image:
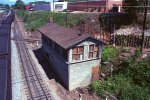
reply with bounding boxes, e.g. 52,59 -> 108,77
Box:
111,35 -> 150,49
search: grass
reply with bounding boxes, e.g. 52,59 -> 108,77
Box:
16,10 -> 87,31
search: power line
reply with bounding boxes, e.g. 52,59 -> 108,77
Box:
67,5 -> 150,8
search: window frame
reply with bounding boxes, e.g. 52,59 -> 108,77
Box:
72,46 -> 84,61
88,44 -> 99,59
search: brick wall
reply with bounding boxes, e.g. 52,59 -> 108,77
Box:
68,1 -> 107,12
107,0 -> 122,11
68,0 -> 123,12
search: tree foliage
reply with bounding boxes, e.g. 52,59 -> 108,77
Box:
4,4 -> 10,9
102,46 -> 118,62
122,0 -> 145,22
0,3 -> 10,9
99,13 -> 132,33
14,0 -> 25,10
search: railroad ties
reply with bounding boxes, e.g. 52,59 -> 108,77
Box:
13,16 -> 52,100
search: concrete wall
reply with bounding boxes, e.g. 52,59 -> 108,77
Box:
68,59 -> 100,90
68,40 -> 102,90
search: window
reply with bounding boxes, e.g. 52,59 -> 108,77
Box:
72,46 -> 84,61
55,4 -> 63,10
89,45 -> 99,58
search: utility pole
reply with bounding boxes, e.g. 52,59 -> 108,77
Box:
87,0 -> 88,12
65,10 -> 69,27
66,11 -> 68,27
141,0 -> 148,52
53,0 -> 54,12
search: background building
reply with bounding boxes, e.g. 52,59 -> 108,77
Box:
50,2 -> 68,11
67,0 -> 123,12
25,1 -> 51,11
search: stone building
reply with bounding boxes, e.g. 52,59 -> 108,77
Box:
38,23 -> 103,91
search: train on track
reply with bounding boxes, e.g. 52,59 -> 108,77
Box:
0,9 -> 15,100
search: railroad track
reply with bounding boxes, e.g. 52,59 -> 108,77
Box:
13,19 -> 52,100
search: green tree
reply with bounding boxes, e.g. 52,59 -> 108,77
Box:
14,0 -> 25,10
5,4 -> 10,9
122,0 -> 145,22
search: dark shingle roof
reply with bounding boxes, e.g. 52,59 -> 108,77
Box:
38,23 -> 102,49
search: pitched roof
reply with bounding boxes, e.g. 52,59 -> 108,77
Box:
38,23 -> 102,49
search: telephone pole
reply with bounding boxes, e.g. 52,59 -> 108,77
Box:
87,0 -> 88,12
53,0 -> 54,12
141,0 -> 148,52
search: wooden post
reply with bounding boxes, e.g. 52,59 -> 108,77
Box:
87,0 -> 88,12
127,35 -> 129,47
36,41 -> 39,47
147,36 -> 150,48
144,36 -> 147,48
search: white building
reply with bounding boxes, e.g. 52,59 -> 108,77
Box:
50,2 -> 68,11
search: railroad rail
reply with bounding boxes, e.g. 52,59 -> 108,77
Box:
13,18 -> 52,100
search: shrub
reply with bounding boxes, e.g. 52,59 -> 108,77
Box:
89,74 -> 150,100
119,85 -> 150,100
129,57 -> 150,88
102,46 -> 118,62
89,75 -> 131,97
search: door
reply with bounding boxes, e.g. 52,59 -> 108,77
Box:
91,66 -> 100,82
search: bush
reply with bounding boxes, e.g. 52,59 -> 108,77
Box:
119,85 -> 150,100
102,46 -> 118,62
129,57 -> 150,88
89,52 -> 150,100
89,74 -> 150,100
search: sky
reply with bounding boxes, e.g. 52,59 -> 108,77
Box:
0,0 -> 55,5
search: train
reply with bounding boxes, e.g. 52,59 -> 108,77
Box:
0,9 -> 15,100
